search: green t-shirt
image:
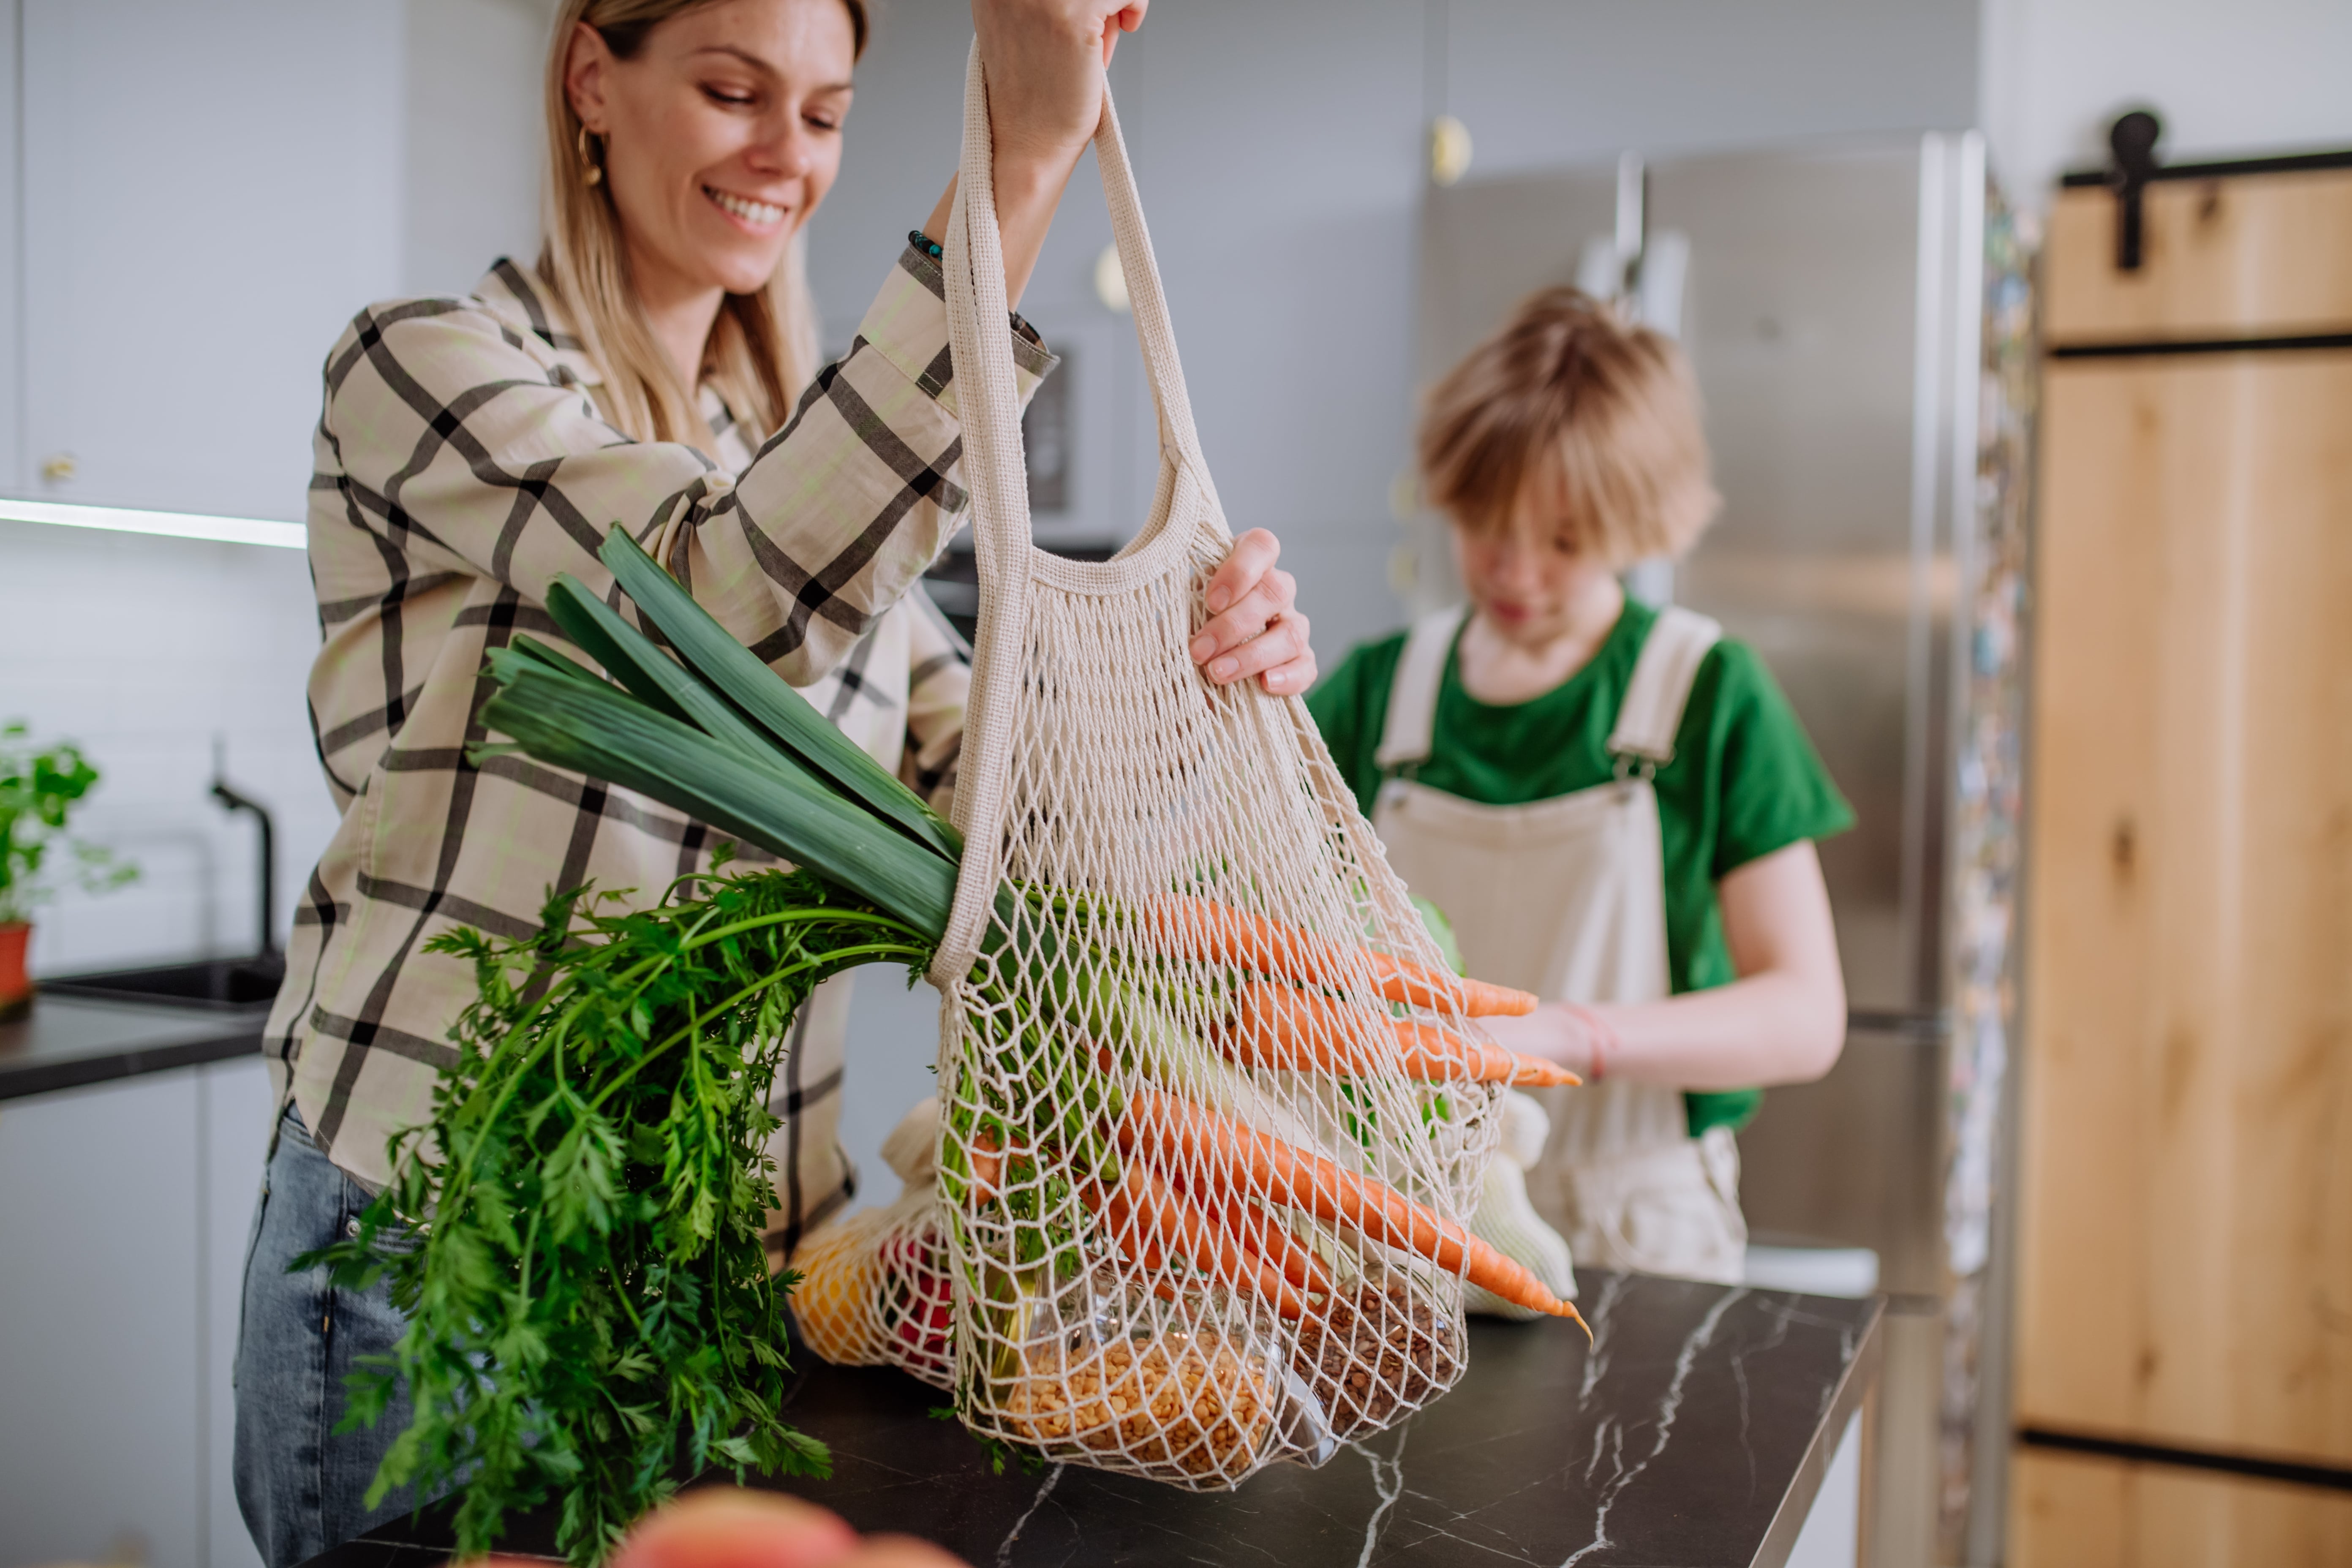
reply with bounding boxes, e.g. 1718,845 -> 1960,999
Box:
1306,599 -> 1854,1137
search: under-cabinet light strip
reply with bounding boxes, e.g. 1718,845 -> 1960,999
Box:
0,497 -> 307,550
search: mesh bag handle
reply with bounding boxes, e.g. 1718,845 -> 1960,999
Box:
932,43 -> 1222,984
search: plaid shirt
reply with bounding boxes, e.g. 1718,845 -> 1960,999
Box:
268,245 -> 1048,1252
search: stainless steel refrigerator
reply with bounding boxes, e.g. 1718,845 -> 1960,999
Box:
1413,133 -> 2034,1568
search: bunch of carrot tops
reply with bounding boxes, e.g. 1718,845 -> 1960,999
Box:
307,529 -> 1580,1563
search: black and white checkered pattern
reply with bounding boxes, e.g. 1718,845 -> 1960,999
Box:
268,247 -> 1047,1240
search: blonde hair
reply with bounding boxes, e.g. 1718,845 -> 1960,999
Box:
1418,286 -> 1719,566
539,0 -> 868,447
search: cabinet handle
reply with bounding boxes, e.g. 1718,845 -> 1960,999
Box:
40,452 -> 76,483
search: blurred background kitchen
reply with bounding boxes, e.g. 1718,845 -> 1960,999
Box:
1,2 -> 2345,1566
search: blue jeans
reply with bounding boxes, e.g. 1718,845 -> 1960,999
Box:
233,1106 -> 427,1568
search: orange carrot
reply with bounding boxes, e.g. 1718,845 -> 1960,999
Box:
1226,980 -> 1577,1087
1089,1161 -> 1307,1320
1369,951 -> 1538,1018
1087,1179 -> 1180,1304
1230,1199 -> 1336,1300
1119,1087 -> 1584,1326
969,1128 -> 1004,1200
1159,1157 -> 1337,1299
1394,1018 -> 1578,1088
1132,894 -> 1537,1017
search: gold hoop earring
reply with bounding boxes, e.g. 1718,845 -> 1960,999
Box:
577,124 -> 604,186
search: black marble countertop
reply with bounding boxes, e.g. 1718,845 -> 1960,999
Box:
0,992 -> 265,1101
307,1273 -> 1881,1568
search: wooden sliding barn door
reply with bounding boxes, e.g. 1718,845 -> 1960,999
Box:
2011,157 -> 2352,1566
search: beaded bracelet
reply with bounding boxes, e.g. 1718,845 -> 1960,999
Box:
910,229 -> 1039,341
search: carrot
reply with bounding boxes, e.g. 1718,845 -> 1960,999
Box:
1222,1196 -> 1336,1300
1158,1156 -> 1337,1299
1087,1161 -> 1307,1320
1132,894 -> 1537,1017
1088,1179 -> 1179,1304
1398,1018 -> 1579,1088
1119,1087 -> 1584,1326
1370,951 -> 1538,1018
969,1127 -> 1004,1200
1226,980 -> 1577,1087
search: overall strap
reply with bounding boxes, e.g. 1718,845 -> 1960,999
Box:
1606,607 -> 1723,767
1374,604 -> 1471,772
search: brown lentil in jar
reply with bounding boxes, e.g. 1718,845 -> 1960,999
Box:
1292,1277 -> 1462,1439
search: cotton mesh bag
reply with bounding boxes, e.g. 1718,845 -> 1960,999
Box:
790,47 -> 1583,1486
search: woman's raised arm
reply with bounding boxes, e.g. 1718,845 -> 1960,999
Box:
310,244 -> 1029,689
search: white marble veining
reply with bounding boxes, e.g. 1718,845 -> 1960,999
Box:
993,1462 -> 1064,1567
1574,1273 -> 1630,1409
1351,1428 -> 1411,1568
1560,1286 -> 1749,1568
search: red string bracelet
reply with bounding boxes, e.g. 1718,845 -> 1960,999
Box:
1563,1002 -> 1620,1082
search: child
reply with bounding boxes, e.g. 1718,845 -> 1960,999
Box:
1308,288 -> 1851,1283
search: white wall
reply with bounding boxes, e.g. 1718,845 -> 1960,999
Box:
1980,0 -> 2352,206
2,0 -> 404,975
1,0 -> 556,977
1443,0 -> 1981,176
405,0 -> 558,296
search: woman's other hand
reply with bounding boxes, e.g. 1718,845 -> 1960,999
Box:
1191,528 -> 1317,695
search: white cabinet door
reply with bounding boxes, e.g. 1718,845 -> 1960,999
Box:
19,0 -> 404,519
0,1056 -> 274,1568
0,1071 -> 204,1568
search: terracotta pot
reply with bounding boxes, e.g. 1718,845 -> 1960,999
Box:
0,921 -> 28,1020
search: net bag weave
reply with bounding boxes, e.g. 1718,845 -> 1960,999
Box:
800,48 -> 1520,1486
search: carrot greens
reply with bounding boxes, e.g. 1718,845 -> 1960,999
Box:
304,864 -> 932,1561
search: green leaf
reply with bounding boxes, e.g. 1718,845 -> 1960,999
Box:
478,667 -> 955,937
594,529 -> 962,861
542,579 -> 780,763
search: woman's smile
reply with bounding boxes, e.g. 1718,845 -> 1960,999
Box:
702,182 -> 793,231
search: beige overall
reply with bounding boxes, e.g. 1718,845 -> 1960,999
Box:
1372,604 -> 1748,1284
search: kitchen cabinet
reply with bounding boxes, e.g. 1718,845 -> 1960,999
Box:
2014,154 -> 2352,1563
2011,1450 -> 2352,1568
13,0 -> 403,517
0,1055 -> 272,1568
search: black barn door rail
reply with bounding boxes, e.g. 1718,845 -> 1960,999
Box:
2019,1425 -> 2352,1494
2050,332 -> 2352,361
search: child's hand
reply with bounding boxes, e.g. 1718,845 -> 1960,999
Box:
1480,1002 -> 1617,1081
1191,528 -> 1318,694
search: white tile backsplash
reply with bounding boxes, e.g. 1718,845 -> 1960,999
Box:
0,517 -> 338,977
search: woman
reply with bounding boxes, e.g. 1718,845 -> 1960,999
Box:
234,2 -> 1314,1561
1309,288 -> 1847,1287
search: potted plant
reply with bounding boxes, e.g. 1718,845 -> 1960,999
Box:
1,722 -> 136,1020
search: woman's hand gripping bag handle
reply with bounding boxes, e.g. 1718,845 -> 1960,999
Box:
915,42 -> 1578,1489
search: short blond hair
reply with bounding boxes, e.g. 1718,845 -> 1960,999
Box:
1418,287 -> 1719,564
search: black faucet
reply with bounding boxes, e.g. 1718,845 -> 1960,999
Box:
210,773 -> 279,960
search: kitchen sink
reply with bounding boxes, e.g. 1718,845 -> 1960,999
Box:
42,953 -> 286,1012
